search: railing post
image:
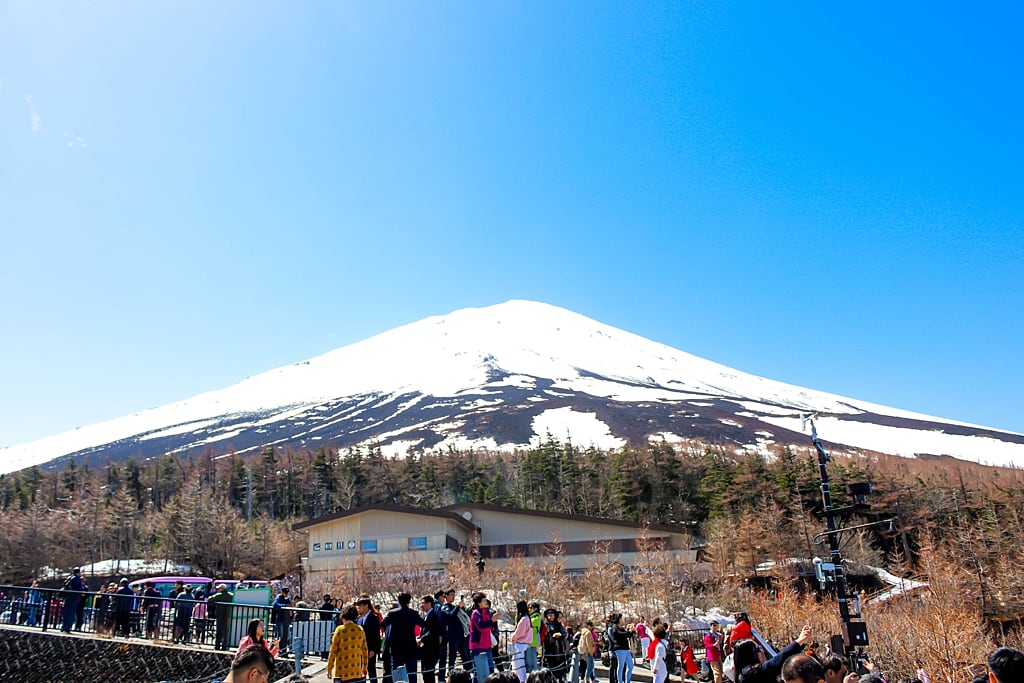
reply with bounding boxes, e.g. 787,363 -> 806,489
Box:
293,636 -> 305,676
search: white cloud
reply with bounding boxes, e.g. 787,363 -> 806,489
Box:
64,131 -> 88,149
25,94 -> 41,132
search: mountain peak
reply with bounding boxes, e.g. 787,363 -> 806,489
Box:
2,301 -> 1022,475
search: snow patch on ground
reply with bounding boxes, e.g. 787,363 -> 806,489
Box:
760,415 -> 1022,467
531,407 -> 625,449
377,439 -> 426,457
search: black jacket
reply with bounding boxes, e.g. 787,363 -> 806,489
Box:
420,606 -> 443,652
439,603 -> 467,640
382,605 -> 427,658
609,624 -> 631,651
113,586 -> 135,613
737,641 -> 803,683
359,609 -> 383,653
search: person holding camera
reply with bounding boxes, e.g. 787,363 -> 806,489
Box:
733,625 -> 814,683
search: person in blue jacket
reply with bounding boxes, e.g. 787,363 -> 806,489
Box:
60,568 -> 86,634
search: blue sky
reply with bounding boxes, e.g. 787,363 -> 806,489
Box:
2,1 -> 1022,448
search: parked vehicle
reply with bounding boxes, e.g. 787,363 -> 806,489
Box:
128,576 -> 213,607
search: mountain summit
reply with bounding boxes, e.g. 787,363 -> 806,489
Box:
3,300 -> 1022,474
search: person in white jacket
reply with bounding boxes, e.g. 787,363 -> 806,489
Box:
650,625 -> 670,683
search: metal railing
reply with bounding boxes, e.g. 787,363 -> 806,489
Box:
1,583 -> 719,676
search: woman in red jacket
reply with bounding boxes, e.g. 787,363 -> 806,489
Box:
679,637 -> 699,679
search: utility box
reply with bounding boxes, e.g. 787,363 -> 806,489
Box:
843,621 -> 869,648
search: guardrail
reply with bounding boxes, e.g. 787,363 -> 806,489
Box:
0,583 -> 725,673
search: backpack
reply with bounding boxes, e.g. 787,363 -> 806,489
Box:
664,641 -> 678,674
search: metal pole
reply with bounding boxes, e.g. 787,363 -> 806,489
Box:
811,422 -> 860,670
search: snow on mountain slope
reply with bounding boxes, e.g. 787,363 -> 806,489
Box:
2,300 -> 1022,475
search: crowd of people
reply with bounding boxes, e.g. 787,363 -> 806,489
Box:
6,578 -> 1023,683
308,599 -> 1024,683
213,595 -> 1024,683
312,590 -> 706,683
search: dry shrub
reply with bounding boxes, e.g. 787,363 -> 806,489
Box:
745,586 -> 837,651
743,541 -> 996,682
864,543 -> 990,683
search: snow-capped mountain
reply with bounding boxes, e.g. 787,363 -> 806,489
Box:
2,300 -> 1022,475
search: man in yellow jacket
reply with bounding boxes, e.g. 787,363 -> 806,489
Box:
328,605 -> 369,683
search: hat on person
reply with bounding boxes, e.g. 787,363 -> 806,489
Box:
216,584 -> 227,592
119,578 -> 129,585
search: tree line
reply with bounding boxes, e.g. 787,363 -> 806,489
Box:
1,436 -> 1022,625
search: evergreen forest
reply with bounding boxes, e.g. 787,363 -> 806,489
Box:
1,438 -> 1022,607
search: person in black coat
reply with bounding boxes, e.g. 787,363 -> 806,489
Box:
735,626 -> 814,683
418,595 -> 444,683
382,592 -> 428,683
542,608 -> 569,681
358,597 -> 384,683
112,579 -> 136,638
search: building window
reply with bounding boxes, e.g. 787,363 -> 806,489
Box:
361,539 -> 378,553
408,536 -> 428,551
324,542 -> 332,551
313,543 -> 321,552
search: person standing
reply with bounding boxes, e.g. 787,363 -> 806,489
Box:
541,609 -> 568,681
60,568 -> 85,634
94,584 -> 112,635
357,597 -> 383,683
26,580 -> 43,627
526,602 -> 542,675
143,582 -> 162,639
704,622 -> 724,683
382,592 -> 428,683
174,583 -> 196,644
511,601 -> 534,683
679,638 -> 699,680
74,575 -> 89,631
728,614 -> 752,647
607,613 -> 633,683
419,595 -> 444,683
327,605 -> 369,683
469,593 -> 497,683
650,626 -> 670,683
439,590 -> 471,681
112,578 -> 136,638
208,584 -> 234,651
272,586 -> 293,656
635,619 -> 651,666
577,621 -> 598,683
320,595 -> 338,621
